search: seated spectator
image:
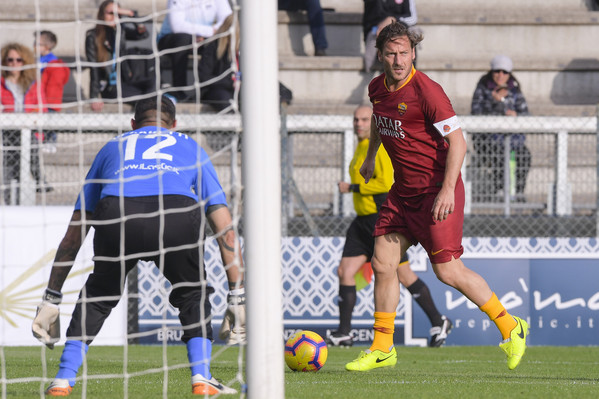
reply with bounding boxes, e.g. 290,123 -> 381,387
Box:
196,15 -> 292,112
1,42 -> 49,203
34,30 -> 70,150
278,0 -> 328,56
157,0 -> 232,101
363,0 -> 418,71
198,15 -> 239,113
85,0 -> 155,112
470,55 -> 531,202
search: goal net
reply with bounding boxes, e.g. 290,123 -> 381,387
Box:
0,0 -> 281,397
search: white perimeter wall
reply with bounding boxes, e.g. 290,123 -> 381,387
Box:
0,206 -> 127,346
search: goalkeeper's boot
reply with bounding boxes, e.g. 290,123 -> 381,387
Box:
325,330 -> 353,347
429,316 -> 453,347
45,378 -> 72,396
499,316 -> 529,370
345,347 -> 397,371
192,375 -> 237,395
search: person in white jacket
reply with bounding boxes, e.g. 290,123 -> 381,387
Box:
158,0 -> 232,101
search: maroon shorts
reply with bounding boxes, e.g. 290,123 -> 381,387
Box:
374,179 -> 465,264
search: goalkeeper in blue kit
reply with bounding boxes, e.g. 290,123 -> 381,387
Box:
32,95 -> 244,396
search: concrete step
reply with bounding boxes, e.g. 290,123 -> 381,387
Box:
278,9 -> 599,57
279,55 -> 599,116
3,0 -> 597,116
277,5 -> 599,114
320,0 -> 593,13
0,0 -> 167,21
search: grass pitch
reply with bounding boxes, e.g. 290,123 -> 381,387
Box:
2,345 -> 598,398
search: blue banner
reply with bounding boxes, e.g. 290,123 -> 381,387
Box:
137,237 -> 599,346
412,258 -> 599,346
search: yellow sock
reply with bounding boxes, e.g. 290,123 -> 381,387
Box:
480,292 -> 517,340
370,311 -> 396,352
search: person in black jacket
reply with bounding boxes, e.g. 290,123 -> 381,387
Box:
198,15 -> 239,113
197,15 -> 292,112
85,0 -> 156,112
470,55 -> 531,201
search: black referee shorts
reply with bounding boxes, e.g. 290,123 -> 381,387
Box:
341,213 -> 408,264
66,195 -> 214,344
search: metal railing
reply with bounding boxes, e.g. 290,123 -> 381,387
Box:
1,112 -> 597,237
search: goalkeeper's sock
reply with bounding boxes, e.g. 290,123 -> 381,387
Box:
480,292 -> 517,340
55,340 -> 89,387
370,311 -> 396,353
338,285 -> 356,335
187,337 -> 212,379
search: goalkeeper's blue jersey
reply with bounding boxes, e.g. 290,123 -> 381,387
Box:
74,126 -> 227,213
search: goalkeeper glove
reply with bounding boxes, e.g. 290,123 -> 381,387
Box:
218,288 -> 246,345
32,288 -> 62,349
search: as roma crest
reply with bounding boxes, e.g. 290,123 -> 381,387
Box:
397,102 -> 407,116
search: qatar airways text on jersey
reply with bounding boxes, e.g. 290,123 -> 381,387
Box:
373,113 -> 406,139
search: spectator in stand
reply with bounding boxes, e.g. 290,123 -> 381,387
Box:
363,0 -> 418,71
471,55 -> 531,202
1,42 -> 49,203
278,0 -> 328,56
1,43 -> 45,112
198,14 -> 239,113
158,0 -> 232,102
85,0 -> 155,112
34,30 -> 70,150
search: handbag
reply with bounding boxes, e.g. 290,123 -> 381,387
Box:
121,47 -> 156,85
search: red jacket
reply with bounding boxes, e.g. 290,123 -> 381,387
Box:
41,59 -> 70,111
1,76 -> 47,113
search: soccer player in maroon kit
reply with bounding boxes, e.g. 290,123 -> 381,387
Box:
345,22 -> 529,372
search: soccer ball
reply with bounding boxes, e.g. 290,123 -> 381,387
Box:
284,330 -> 328,372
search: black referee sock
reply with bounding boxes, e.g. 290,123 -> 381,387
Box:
407,278 -> 444,327
338,285 -> 357,335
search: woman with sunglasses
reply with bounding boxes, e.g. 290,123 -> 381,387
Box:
470,55 -> 531,203
1,42 -> 48,204
85,0 -> 154,112
1,43 -> 46,112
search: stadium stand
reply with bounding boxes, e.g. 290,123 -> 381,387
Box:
279,0 -> 599,116
2,0 -> 597,115
1,0 -> 597,236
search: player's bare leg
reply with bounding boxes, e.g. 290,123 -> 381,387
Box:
370,233 -> 408,350
432,257 -> 528,369
372,233 -> 407,313
431,257 -> 492,306
346,233 -> 406,371
338,255 -> 368,286
395,261 -> 418,287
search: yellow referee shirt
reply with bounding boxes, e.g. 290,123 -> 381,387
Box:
349,139 -> 394,216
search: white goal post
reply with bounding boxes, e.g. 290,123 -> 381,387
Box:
0,0 -> 288,396
240,0 -> 285,397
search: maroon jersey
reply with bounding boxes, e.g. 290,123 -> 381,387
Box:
369,68 -> 461,198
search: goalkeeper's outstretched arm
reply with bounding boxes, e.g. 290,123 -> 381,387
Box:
206,205 -> 244,289
47,210 -> 92,292
32,210 -> 92,348
207,204 -> 246,345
